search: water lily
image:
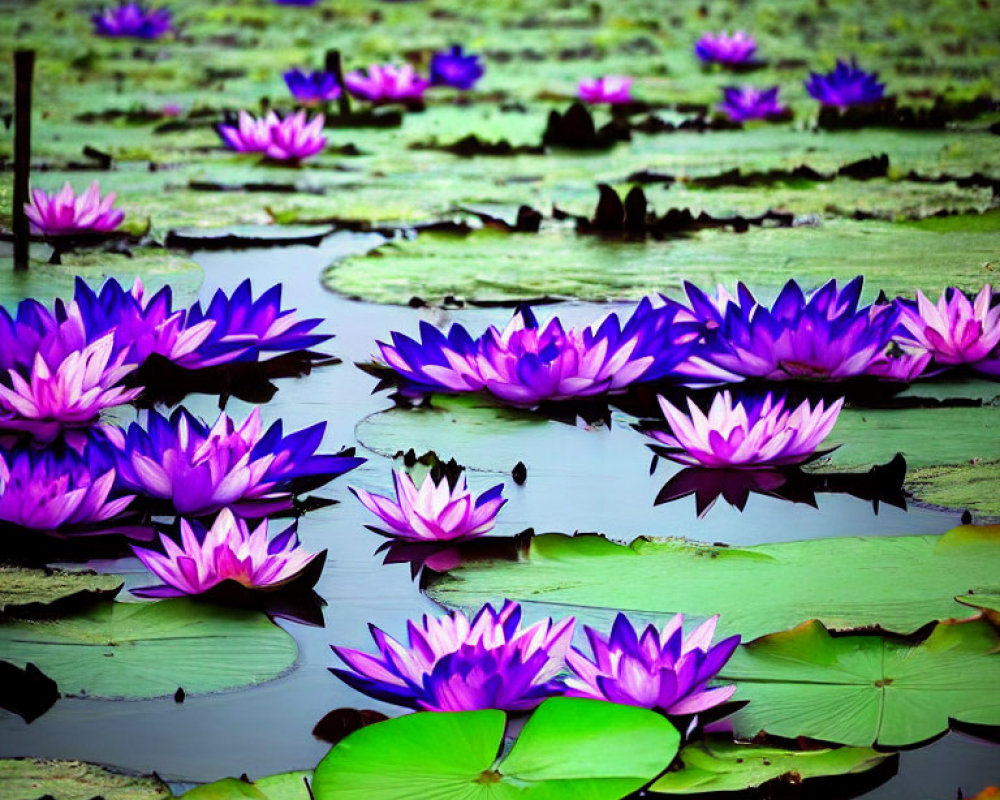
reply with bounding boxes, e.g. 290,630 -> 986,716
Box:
0,330 -> 141,441
717,86 -> 787,121
131,508 -> 322,597
895,286 -> 1000,368
0,444 -> 134,533
476,305 -> 677,406
92,2 -> 172,38
24,181 -> 124,236
694,31 -> 758,65
429,45 -> 484,90
185,279 -> 332,362
217,110 -> 326,163
376,320 -> 485,392
351,468 -> 506,542
331,600 -> 575,711
805,59 -> 886,107
578,76 -> 633,104
114,407 -> 364,517
647,391 -> 843,468
683,278 -> 900,382
344,64 -> 430,103
0,298 -> 60,374
565,613 -> 740,716
284,69 -> 342,105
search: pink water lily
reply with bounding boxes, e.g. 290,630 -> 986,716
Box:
648,391 -> 843,468
0,332 -> 141,440
565,613 -> 740,716
351,469 -> 506,542
896,286 -> 1000,367
343,64 -> 430,103
217,110 -> 326,163
131,508 -> 321,597
24,181 -> 125,236
578,76 -> 633,104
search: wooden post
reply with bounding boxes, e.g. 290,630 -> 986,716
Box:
324,49 -> 351,116
13,50 -> 35,271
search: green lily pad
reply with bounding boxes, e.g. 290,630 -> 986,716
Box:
311,697 -> 680,800
906,460 -> 1000,519
0,249 -> 203,310
815,405 -> 1000,515
427,525 -> 1000,641
356,394 -> 567,473
324,217 -> 997,306
896,378 -> 1000,404
956,591 -> 1000,626
0,598 -> 298,699
650,739 -> 891,794
0,758 -> 171,800
0,565 -> 123,615
721,617 -> 1000,747
180,772 -> 312,800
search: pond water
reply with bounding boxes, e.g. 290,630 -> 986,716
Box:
0,235 -> 996,797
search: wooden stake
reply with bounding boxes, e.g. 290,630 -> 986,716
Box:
13,50 -> 35,271
324,49 -> 351,117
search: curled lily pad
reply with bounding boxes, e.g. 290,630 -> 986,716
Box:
0,598 -> 298,699
650,738 -> 894,794
0,758 -> 170,800
312,697 -> 680,800
0,565 -> 123,615
722,617 -> 1000,747
428,524 -> 1000,640
179,772 -> 313,800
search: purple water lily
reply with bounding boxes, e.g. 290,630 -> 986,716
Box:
895,286 -> 1000,370
92,2 -> 172,38
646,391 -> 843,468
344,64 -> 430,103
0,443 -> 134,534
114,407 -> 364,517
331,600 -> 575,711
694,31 -> 757,65
717,86 -> 787,122
578,76 -> 633,104
25,181 -> 124,237
351,468 -> 506,542
132,508 -> 322,597
680,278 -> 901,382
284,69 -> 342,106
429,45 -> 484,90
0,299 -> 60,375
375,302 -> 705,404
217,110 -> 326,163
805,59 -> 886,108
565,613 -> 740,716
0,324 -> 141,441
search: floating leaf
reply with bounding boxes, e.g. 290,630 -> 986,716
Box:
325,218 -> 997,306
311,697 -> 680,800
0,598 -> 297,699
0,758 -> 170,800
0,565 -> 123,615
906,460 -> 1000,519
428,525 -> 1000,640
0,250 -> 203,310
650,738 -> 893,794
721,618 -> 1000,747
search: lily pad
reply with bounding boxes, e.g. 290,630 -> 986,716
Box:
0,598 -> 298,699
427,524 -> 1000,640
0,249 -> 203,310
650,739 -> 892,794
0,758 -> 170,800
324,218 -> 997,306
906,460 -> 1000,519
0,565 -> 123,615
311,697 -> 680,800
721,617 -> 1000,747
180,773 -> 312,800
